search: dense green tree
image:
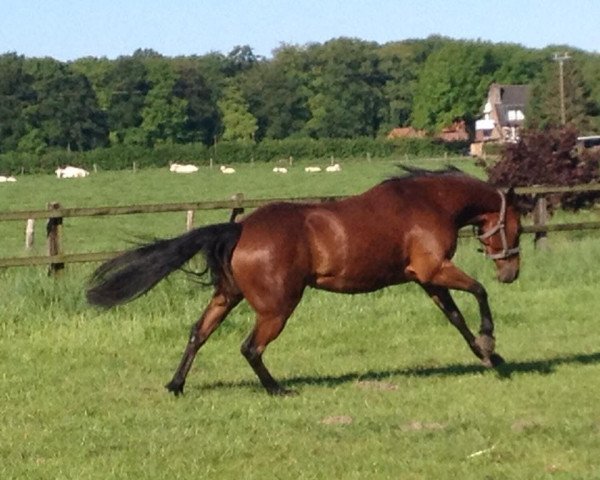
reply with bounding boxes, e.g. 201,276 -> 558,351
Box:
0,53 -> 35,153
139,58 -> 188,145
22,58 -> 108,151
490,45 -> 546,85
103,56 -> 150,144
303,38 -> 384,138
71,56 -> 114,109
182,52 -> 230,92
527,53 -> 596,133
376,41 -> 428,134
223,45 -> 259,76
218,83 -> 257,141
172,59 -> 222,144
411,41 -> 500,131
580,54 -> 600,131
239,44 -> 311,140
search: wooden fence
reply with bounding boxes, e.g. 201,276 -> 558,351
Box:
1,184 -> 599,271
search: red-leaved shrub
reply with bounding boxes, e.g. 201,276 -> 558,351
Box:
487,126 -> 600,212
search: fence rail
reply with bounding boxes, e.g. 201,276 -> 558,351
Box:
1,183 -> 599,270
514,183 -> 600,195
0,196 -> 343,222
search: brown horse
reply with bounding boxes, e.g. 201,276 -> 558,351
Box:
87,167 -> 521,395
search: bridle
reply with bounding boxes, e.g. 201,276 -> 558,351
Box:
477,190 -> 520,260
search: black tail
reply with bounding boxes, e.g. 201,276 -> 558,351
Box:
86,222 -> 243,308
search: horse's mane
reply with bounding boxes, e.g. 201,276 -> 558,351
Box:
384,165 -> 468,183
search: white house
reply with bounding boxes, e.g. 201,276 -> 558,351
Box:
474,84 -> 529,144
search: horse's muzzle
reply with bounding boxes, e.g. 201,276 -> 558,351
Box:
496,260 -> 519,283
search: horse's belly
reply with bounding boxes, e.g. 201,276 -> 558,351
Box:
311,268 -> 408,293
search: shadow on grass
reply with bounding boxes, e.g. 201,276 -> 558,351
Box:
194,351 -> 600,393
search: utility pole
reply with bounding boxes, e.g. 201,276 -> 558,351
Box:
553,52 -> 571,125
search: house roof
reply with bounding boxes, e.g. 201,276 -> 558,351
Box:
490,84 -> 530,127
387,127 -> 426,139
496,84 -> 529,107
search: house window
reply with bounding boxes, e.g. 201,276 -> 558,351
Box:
507,109 -> 524,122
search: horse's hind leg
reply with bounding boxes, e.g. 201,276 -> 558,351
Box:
240,312 -> 296,396
165,290 -> 242,395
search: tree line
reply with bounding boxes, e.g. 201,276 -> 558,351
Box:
1,36 -> 600,158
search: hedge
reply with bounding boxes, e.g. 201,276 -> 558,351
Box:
0,137 -> 467,175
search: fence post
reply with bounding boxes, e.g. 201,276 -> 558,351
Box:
46,202 -> 64,275
25,219 -> 35,249
186,210 -> 195,231
229,193 -> 245,222
533,195 -> 549,250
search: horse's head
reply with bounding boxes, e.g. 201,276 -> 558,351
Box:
477,188 -> 521,283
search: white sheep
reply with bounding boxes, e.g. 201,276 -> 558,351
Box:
169,163 -> 199,174
220,165 -> 236,174
272,167 -> 288,173
0,175 -> 17,182
304,166 -> 322,173
325,163 -> 341,172
55,166 -> 90,178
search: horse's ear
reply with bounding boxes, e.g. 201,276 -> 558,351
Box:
505,187 -> 525,213
506,187 -> 516,201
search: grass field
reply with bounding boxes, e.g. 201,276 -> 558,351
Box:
2,157 -> 600,479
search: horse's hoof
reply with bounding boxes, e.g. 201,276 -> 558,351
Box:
475,334 -> 496,358
480,357 -> 494,368
489,352 -> 505,367
480,352 -> 505,369
165,381 -> 185,396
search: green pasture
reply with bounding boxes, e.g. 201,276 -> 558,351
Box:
1,157 -> 600,479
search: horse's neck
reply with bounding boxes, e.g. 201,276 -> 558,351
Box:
382,177 -> 500,228
447,183 -> 500,228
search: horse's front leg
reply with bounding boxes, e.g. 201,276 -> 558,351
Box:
419,260 -> 505,367
421,284 -> 503,367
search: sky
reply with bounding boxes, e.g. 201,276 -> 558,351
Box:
1,0 -> 599,61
